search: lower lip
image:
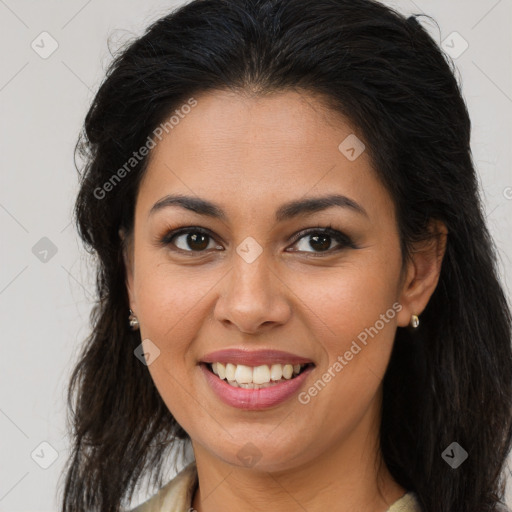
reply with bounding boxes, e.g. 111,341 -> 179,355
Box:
200,363 -> 314,410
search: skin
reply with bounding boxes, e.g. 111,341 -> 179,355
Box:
121,89 -> 447,512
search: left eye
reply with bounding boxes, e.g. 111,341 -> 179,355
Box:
290,229 -> 347,253
287,227 -> 355,254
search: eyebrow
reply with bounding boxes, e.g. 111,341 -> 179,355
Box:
148,193 -> 368,221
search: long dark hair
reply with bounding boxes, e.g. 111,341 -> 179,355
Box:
60,0 -> 512,510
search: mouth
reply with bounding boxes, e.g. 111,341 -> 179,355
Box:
202,361 -> 315,389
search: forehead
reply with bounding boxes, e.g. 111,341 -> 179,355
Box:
135,89 -> 392,223
149,89 -> 352,164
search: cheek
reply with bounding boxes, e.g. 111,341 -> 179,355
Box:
292,269 -> 400,438
297,254 -> 400,333
132,256 -> 215,419
133,254 -> 217,359
293,254 -> 401,385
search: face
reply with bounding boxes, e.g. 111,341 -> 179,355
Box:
122,89 -> 438,473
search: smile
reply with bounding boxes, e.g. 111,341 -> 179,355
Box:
200,362 -> 315,410
207,362 -> 313,389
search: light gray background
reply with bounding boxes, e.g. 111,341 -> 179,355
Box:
0,0 -> 511,510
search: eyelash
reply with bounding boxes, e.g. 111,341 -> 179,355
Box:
158,224 -> 358,256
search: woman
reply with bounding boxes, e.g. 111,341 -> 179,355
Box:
60,0 -> 512,511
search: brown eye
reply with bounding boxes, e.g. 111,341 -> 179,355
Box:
176,232 -> 210,251
299,233 -> 332,252
288,226 -> 356,255
162,228 -> 222,253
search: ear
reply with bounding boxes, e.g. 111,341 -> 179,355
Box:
119,227 -> 136,314
396,219 -> 448,328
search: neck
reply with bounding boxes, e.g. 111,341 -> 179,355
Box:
191,393 -> 406,512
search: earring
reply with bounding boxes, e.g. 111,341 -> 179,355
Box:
409,314 -> 420,329
129,309 -> 140,330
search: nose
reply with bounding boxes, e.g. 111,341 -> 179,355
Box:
213,254 -> 292,334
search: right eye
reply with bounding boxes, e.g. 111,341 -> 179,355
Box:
161,227 -> 224,254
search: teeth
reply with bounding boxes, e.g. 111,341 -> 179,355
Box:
217,362 -> 226,380
253,365 -> 271,384
234,364 -> 253,384
270,364 -> 282,381
282,364 -> 293,379
210,362 -> 307,386
225,363 -> 236,381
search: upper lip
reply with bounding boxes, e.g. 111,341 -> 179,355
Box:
200,349 -> 314,367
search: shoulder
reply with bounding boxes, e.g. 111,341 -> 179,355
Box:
387,491 -> 422,512
129,461 -> 198,512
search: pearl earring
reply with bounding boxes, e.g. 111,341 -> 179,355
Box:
128,309 -> 140,330
409,314 -> 419,329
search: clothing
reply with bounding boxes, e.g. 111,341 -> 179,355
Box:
130,461 -> 423,512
